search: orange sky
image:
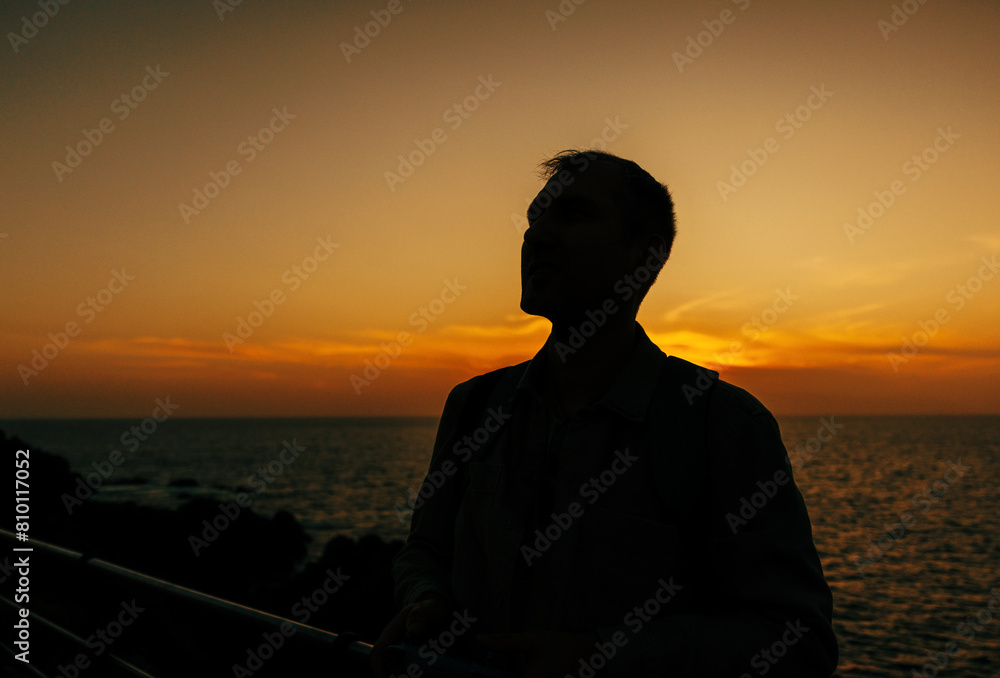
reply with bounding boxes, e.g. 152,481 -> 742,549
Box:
2,0 -> 998,417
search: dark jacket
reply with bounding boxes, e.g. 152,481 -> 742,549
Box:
393,323 -> 838,676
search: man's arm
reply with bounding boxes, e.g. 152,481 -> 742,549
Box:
595,382 -> 838,677
392,378 -> 476,609
373,381 -> 478,677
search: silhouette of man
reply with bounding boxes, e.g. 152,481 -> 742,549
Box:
372,150 -> 838,677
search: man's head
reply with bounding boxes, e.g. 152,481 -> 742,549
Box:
519,149 -> 676,324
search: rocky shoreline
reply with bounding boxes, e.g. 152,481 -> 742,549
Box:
2,429 -> 401,674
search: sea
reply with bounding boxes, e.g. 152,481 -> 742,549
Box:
2,415 -> 998,677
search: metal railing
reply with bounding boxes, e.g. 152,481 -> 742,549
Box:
0,528 -> 373,677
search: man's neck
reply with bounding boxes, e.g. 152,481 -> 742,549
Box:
542,315 -> 638,414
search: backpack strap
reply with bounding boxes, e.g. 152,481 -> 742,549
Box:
647,356 -> 719,521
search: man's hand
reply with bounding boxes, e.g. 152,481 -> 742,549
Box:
476,630 -> 600,678
371,593 -> 451,678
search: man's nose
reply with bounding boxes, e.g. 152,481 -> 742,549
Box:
523,213 -> 556,249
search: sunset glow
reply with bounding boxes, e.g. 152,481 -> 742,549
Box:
2,0 -> 998,417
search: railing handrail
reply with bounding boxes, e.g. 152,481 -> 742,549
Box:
0,594 -> 156,677
0,529 -> 373,667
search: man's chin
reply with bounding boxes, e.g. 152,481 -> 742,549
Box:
519,293 -> 555,320
521,296 -> 584,326
519,299 -> 545,318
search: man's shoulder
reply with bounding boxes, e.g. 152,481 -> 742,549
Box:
658,356 -> 777,436
457,360 -> 530,385
709,377 -> 773,419
658,357 -> 771,417
443,361 -> 531,413
704,377 -> 781,448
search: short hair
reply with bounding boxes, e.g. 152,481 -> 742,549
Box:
537,149 -> 677,300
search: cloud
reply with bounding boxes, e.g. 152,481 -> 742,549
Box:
967,233 -> 1000,251
661,288 -> 744,322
